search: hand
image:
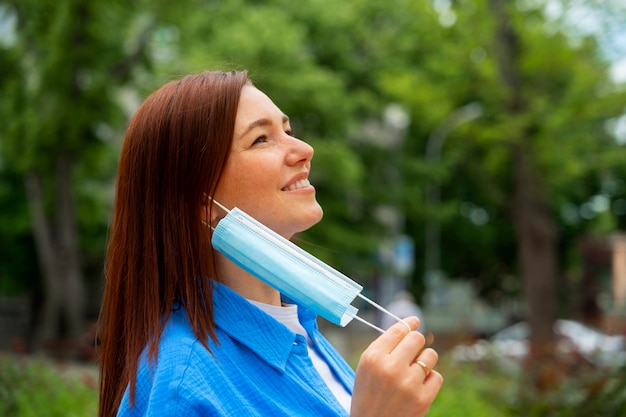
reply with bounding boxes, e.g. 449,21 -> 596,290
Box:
350,317 -> 443,417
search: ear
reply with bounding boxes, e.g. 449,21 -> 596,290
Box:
201,193 -> 224,225
200,193 -> 212,225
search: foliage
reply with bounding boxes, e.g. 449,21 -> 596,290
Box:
430,355 -> 626,417
1,0 -> 626,344
435,0 -> 626,298
0,356 -> 97,417
502,364 -> 626,416
255,1 -> 620,310
0,0 -> 158,343
0,169 -> 39,295
427,358 -> 512,416
0,352 -> 624,417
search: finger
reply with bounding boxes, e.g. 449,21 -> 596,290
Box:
423,369 -> 444,391
367,316 -> 420,354
412,348 -> 439,379
391,330 -> 426,364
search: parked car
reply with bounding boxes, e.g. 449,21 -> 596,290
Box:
451,319 -> 626,372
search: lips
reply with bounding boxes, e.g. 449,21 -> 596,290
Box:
282,178 -> 310,191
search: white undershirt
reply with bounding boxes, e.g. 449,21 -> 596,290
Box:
247,300 -> 352,412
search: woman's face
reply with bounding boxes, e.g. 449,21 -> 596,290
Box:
213,85 -> 323,238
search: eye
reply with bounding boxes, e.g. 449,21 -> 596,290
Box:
285,129 -> 295,137
252,135 -> 267,146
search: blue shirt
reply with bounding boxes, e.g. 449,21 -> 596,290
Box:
117,282 -> 355,416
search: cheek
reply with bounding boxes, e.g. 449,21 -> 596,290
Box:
217,160 -> 275,208
233,154 -> 279,189
232,167 -> 270,194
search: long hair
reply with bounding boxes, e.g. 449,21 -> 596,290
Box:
98,70 -> 249,417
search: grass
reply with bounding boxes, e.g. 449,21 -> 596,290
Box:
0,354 -> 98,417
428,358 -> 513,416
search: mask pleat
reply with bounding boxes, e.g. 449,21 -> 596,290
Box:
212,208 -> 361,326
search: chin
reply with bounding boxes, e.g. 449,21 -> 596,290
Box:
285,206 -> 322,236
309,203 -> 324,223
302,206 -> 324,231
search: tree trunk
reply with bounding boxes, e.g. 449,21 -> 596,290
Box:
511,142 -> 557,360
24,150 -> 85,357
489,0 -> 558,381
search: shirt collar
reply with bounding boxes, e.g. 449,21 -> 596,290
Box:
282,294 -> 318,332
212,282 -> 300,373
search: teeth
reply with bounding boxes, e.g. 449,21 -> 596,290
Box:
284,179 -> 310,191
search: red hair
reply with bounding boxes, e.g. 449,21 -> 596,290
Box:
98,70 -> 249,417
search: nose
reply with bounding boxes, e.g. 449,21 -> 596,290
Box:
285,135 -> 314,166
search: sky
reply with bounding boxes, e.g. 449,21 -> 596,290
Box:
543,0 -> 626,82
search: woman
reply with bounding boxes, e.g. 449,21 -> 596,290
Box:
98,70 -> 443,417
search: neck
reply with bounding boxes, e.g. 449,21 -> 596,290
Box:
215,252 -> 281,306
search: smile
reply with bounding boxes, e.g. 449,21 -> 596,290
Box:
282,179 -> 310,191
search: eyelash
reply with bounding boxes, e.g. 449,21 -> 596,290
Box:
251,130 -> 294,146
252,135 -> 267,145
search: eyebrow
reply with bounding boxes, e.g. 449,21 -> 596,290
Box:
242,114 -> 290,137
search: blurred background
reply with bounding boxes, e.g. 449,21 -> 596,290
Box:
1,0 -> 626,415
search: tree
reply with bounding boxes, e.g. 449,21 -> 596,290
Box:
0,0 -> 154,354
1,0 -> 624,362
488,0 -> 558,372
446,0 -> 626,383
140,0 -> 626,319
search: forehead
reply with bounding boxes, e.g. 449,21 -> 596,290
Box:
234,86 -> 288,134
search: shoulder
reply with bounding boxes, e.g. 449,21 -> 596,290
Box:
120,312 -> 237,416
151,309 -> 231,378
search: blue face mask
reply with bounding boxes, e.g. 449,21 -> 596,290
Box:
210,201 -> 409,333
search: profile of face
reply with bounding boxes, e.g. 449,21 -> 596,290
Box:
213,85 -> 324,239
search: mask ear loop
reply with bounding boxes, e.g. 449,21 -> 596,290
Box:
211,198 -> 230,213
350,293 -> 412,333
204,198 -> 230,231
